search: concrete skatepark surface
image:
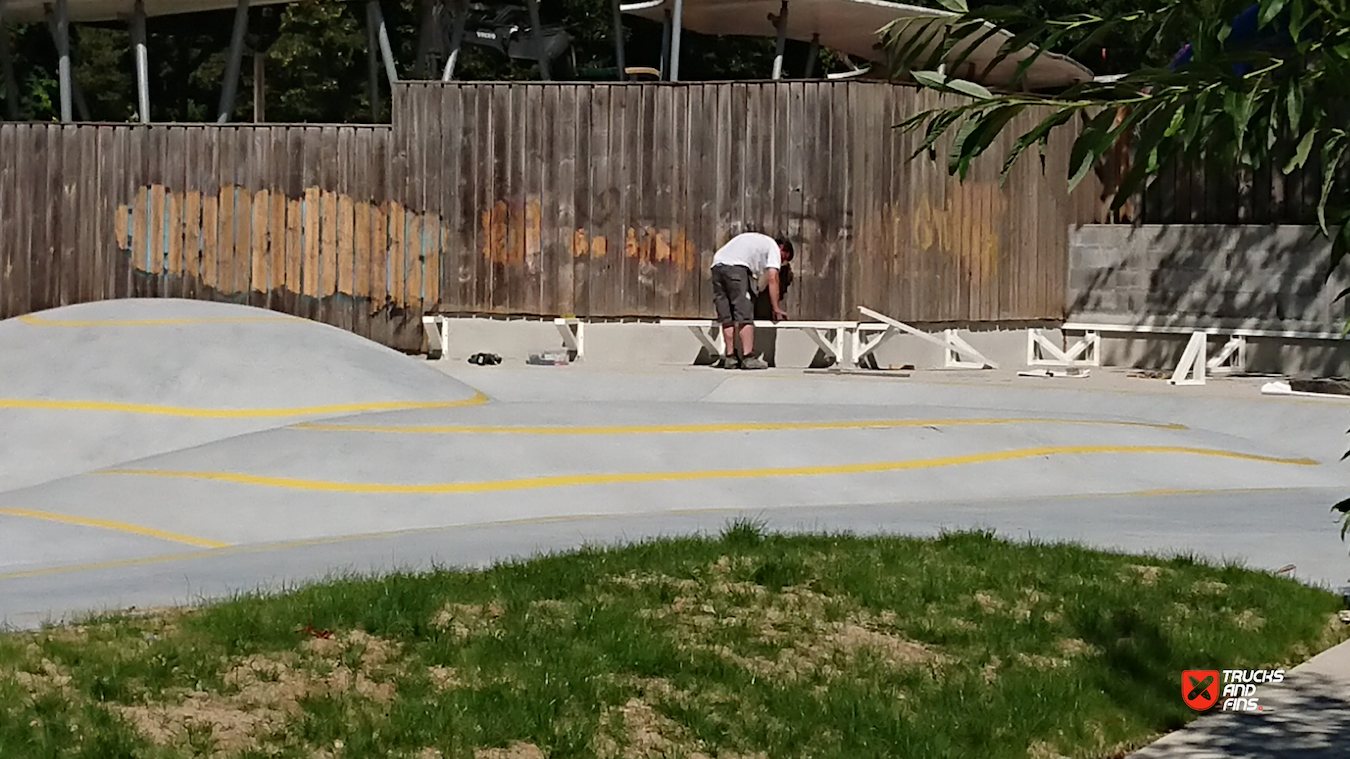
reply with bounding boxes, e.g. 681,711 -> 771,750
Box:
2,299 -> 1349,755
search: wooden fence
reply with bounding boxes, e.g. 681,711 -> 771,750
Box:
398,81 -> 1103,324
0,123 -> 448,348
0,81 -> 1104,352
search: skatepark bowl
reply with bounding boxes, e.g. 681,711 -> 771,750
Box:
2,298 -> 1348,629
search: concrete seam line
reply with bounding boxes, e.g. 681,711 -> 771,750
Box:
291,418 -> 1190,435
0,507 -> 229,548
17,314 -> 302,327
99,445 -> 1320,494
0,392 -> 489,418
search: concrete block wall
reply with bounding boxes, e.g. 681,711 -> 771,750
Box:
1069,225 -> 1344,331
1070,225 -> 1350,376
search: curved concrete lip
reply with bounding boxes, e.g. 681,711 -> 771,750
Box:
2,299 -> 1349,629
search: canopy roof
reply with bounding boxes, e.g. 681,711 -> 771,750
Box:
0,0 -> 295,25
622,0 -> 1094,90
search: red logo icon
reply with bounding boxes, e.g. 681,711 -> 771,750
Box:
1183,670 -> 1220,711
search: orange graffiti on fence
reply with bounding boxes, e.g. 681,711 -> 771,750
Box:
911,183 -> 1004,287
116,184 -> 441,309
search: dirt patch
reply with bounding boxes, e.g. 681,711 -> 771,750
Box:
1028,740 -> 1070,759
433,602 -> 507,640
1015,653 -> 1072,670
1233,610 -> 1265,631
112,630 -> 401,755
595,698 -> 703,759
9,659 -> 74,696
973,592 -> 1003,613
113,694 -> 290,754
475,742 -> 547,759
1192,580 -> 1229,596
1127,565 -> 1163,585
428,666 -> 465,691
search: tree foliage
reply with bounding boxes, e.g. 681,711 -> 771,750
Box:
0,0 -> 787,124
887,0 -> 1350,270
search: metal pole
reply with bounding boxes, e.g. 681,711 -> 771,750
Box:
670,0 -> 684,81
253,51 -> 265,122
54,0 -> 71,122
131,0 -> 150,123
610,0 -> 626,81
365,0 -> 381,119
771,1 -> 790,81
441,0 -> 467,81
45,6 -> 88,120
524,0 -> 550,80
804,33 -> 819,79
370,0 -> 399,89
216,0 -> 250,124
0,1 -> 19,120
659,10 -> 671,79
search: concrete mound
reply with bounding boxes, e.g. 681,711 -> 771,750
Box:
0,299 -> 479,493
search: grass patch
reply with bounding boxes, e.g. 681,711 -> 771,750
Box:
1,530 -> 1346,759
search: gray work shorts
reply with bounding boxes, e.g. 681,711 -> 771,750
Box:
711,264 -> 754,325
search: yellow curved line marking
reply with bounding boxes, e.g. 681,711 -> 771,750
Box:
0,507 -> 228,548
292,418 -> 1188,435
0,485 -> 1334,583
0,392 -> 489,419
100,445 -> 1317,495
17,314 -> 300,327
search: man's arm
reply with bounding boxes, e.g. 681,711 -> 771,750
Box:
766,268 -> 787,321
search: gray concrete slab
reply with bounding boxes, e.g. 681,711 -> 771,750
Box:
1128,638 -> 1350,758
0,299 -> 480,492
3,300 -> 1350,757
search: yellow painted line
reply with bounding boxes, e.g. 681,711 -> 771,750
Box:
0,507 -> 229,549
17,314 -> 299,327
100,445 -> 1318,495
0,392 -> 488,419
1,483 -> 1334,584
292,417 -> 1187,435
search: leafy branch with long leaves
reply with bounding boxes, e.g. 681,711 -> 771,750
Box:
886,0 -> 1350,535
887,0 -> 1349,252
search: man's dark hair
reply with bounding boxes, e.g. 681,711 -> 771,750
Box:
775,237 -> 795,260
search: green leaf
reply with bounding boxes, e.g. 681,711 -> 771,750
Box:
1067,109 -> 1120,191
1289,0 -> 1311,40
1259,0 -> 1289,28
1334,496 -> 1350,540
946,78 -> 994,100
935,0 -> 968,12
1317,134 -> 1347,236
1283,130 -> 1317,174
950,104 -> 1027,179
1000,109 -> 1075,180
911,70 -> 949,90
1286,85 -> 1303,135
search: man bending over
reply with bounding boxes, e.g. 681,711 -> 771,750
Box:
709,233 -> 794,370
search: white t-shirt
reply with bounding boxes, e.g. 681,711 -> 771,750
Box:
711,233 -> 781,277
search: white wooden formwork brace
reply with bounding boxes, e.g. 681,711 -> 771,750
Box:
421,316 -> 586,360
1169,333 -> 1248,386
658,319 -> 855,365
1026,329 -> 1100,368
856,307 -> 999,369
1170,331 -> 1208,386
422,315 -> 449,359
555,318 -> 584,359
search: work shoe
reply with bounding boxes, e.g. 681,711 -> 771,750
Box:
739,356 -> 769,370
715,355 -> 740,369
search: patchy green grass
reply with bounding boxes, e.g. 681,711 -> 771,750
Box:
1,528 -> 1346,759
